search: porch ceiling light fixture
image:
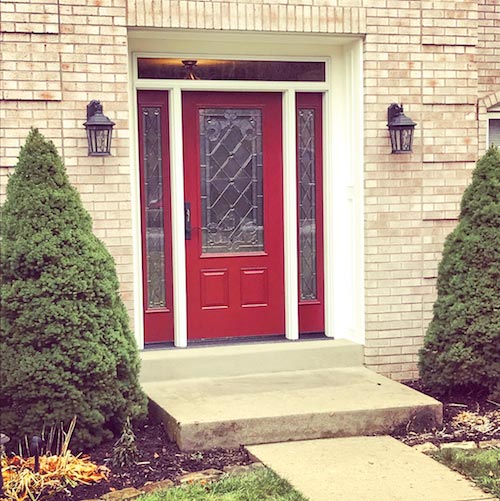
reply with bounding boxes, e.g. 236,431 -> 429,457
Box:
182,60 -> 200,80
84,100 -> 115,156
387,103 -> 417,154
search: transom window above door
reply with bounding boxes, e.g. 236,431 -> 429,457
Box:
137,58 -> 326,82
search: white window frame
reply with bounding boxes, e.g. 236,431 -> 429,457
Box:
128,30 -> 364,349
487,105 -> 500,148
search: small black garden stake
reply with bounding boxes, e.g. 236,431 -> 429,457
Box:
30,436 -> 43,473
0,433 -> 10,496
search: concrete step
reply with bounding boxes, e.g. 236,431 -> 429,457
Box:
144,366 -> 442,451
140,338 -> 363,382
248,437 -> 492,501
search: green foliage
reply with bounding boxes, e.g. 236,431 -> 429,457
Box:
111,417 -> 139,468
419,145 -> 500,400
135,468 -> 308,501
431,447 -> 500,498
0,129 -> 147,450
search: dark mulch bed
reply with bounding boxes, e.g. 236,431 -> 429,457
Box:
8,381 -> 500,500
46,421 -> 252,500
394,380 -> 500,447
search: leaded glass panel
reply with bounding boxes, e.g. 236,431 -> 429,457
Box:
298,109 -> 317,300
200,108 -> 264,253
142,107 -> 166,308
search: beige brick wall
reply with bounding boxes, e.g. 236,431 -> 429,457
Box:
1,0 -> 499,380
127,1 -> 367,33
477,0 -> 500,151
0,0 -> 135,314
0,0 -> 60,34
478,0 -> 500,98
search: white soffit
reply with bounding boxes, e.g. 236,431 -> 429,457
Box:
128,28 -> 358,57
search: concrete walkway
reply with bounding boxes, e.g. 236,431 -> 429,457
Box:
248,436 -> 496,501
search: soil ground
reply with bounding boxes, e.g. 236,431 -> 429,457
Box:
17,381 -> 500,500
47,423 -> 252,500
394,380 -> 500,447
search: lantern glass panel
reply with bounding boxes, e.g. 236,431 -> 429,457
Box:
390,126 -> 414,154
87,126 -> 113,156
400,128 -> 413,152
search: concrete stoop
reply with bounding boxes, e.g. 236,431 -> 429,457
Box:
140,340 -> 442,451
140,338 -> 364,382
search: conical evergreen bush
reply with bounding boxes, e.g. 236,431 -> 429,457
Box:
0,129 -> 147,449
419,145 -> 500,400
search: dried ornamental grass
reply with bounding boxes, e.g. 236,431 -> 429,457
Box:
1,418 -> 108,501
1,452 -> 109,500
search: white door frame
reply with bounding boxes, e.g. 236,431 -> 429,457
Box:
128,30 -> 365,348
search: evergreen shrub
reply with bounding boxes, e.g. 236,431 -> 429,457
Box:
419,145 -> 500,400
0,129 -> 147,449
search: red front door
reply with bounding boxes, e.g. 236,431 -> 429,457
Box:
182,92 -> 285,339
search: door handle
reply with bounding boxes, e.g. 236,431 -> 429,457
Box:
184,202 -> 191,240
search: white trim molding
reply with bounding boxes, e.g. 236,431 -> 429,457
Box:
282,90 -> 299,341
128,29 -> 365,347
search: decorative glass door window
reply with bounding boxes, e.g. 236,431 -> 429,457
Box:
199,108 -> 264,254
142,106 -> 167,307
298,108 -> 317,300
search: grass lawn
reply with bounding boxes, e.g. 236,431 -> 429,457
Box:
430,447 -> 500,498
135,467 -> 308,501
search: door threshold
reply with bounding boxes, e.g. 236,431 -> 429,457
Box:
143,332 -> 328,351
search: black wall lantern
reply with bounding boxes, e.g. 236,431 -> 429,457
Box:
387,103 -> 417,154
84,100 -> 115,156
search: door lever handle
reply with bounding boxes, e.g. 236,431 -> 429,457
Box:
184,202 -> 191,240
